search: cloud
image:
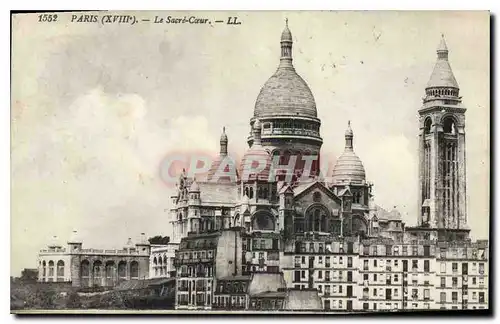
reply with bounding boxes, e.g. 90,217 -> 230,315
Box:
11,87 -> 217,274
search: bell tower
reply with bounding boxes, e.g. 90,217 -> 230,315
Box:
418,35 -> 469,240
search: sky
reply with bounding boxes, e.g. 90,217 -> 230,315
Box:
10,11 -> 489,275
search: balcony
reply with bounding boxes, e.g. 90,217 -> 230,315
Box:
261,127 -> 321,140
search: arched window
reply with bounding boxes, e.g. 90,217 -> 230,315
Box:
424,118 -> 432,135
105,261 -> 115,286
118,261 -> 127,279
352,215 -> 368,236
306,205 -> 330,232
57,260 -> 64,278
80,260 -> 90,287
42,261 -> 47,277
249,187 -> 254,199
92,260 -> 102,286
252,211 -> 275,231
443,116 -> 456,134
153,257 -> 158,266
130,261 -> 139,279
158,257 -> 163,275
48,261 -> 54,277
283,150 -> 292,164
314,209 -> 320,231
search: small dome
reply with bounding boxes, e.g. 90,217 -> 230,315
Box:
189,179 -> 200,192
239,147 -> 272,181
207,156 -> 237,182
239,119 -> 272,181
48,235 -> 62,248
331,151 -> 366,183
332,121 -> 366,183
125,237 -> 134,248
68,230 -> 82,243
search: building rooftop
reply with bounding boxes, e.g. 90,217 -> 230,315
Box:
248,272 -> 286,296
220,275 -> 252,281
283,289 -> 323,310
252,291 -> 287,298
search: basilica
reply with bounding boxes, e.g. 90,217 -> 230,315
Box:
35,20 -> 489,312
168,21 -> 488,312
170,20 -> 403,244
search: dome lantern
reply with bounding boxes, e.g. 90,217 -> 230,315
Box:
220,126 -> 228,156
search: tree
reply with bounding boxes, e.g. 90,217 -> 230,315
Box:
65,292 -> 81,309
148,236 -> 170,245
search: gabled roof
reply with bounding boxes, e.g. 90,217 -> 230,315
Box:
293,180 -> 341,203
279,183 -> 294,195
374,204 -> 402,222
338,186 -> 353,197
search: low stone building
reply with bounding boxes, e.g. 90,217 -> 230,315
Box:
37,231 -> 150,288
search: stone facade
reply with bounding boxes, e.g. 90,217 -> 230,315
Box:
169,22 -> 489,312
149,243 -> 179,279
37,232 -> 150,288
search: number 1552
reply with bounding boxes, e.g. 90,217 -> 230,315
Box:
38,14 -> 58,22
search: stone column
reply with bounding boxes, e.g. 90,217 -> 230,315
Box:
457,130 -> 467,228
70,255 -> 80,287
418,128 -> 424,226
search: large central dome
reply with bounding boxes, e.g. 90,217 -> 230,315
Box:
253,21 -> 317,118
